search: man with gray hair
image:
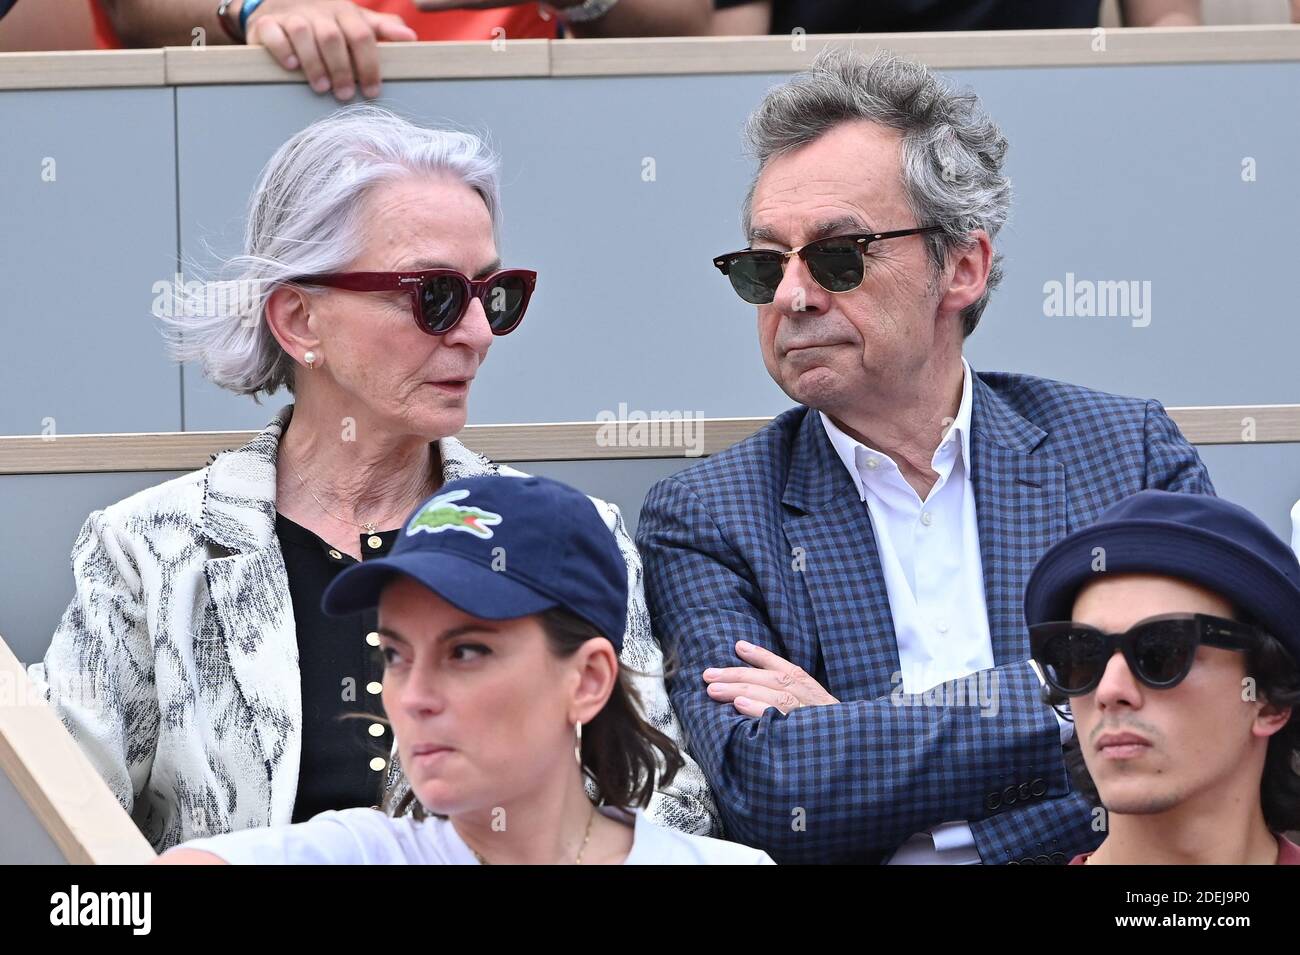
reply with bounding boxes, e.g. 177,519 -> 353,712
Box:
636,47 -> 1213,864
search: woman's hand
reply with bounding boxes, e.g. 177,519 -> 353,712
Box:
245,0 -> 419,101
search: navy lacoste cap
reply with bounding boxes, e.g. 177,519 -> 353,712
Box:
322,475 -> 629,651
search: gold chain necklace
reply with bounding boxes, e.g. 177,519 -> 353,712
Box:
286,455 -> 381,536
469,806 -> 597,865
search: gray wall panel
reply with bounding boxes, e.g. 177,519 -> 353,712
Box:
960,62 -> 1300,407
0,88 -> 181,435
1197,442 -> 1300,540
509,456 -> 695,537
174,64 -> 1299,435
0,768 -> 66,864
0,471 -> 188,665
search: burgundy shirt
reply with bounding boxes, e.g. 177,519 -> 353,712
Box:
1070,834 -> 1300,865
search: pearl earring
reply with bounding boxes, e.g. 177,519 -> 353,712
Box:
304,350 -> 317,369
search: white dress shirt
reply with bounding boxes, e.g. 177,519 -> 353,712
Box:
820,357 -> 1068,864
173,805 -> 774,865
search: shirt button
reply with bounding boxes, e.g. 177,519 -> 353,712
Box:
328,549 -> 343,560
367,535 -> 383,550
921,511 -> 934,526
937,621 -> 949,634
368,723 -> 386,738
366,681 -> 383,695
369,757 -> 386,772
866,457 -> 880,470
365,631 -> 380,647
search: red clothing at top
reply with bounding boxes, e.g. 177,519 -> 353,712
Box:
89,1 -> 558,48
1069,833 -> 1300,865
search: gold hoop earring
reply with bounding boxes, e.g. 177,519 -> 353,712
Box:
304,350 -> 317,369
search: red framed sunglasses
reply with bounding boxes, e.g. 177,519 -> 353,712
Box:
294,268 -> 538,336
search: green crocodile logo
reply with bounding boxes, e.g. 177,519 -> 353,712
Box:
406,489 -> 502,540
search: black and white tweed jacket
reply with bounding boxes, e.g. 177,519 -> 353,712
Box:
30,405 -> 718,852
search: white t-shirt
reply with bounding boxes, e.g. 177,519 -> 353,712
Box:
172,805 -> 774,865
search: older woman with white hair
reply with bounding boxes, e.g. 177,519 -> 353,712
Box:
31,105 -> 717,852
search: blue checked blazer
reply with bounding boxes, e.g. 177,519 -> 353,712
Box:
636,370 -> 1215,864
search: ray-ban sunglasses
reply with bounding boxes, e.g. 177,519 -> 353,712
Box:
1029,612 -> 1262,697
293,267 -> 538,336
712,226 -> 943,305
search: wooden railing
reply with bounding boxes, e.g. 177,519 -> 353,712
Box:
0,636 -> 156,863
1,26 -> 1298,90
0,404 -> 1296,474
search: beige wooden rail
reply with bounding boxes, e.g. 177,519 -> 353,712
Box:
0,635 -> 156,863
0,25 -> 1298,91
0,405 -> 1295,475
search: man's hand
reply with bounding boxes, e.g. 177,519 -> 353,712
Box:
245,0 -> 418,101
703,640 -> 839,717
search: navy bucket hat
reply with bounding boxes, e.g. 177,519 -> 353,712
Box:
1024,490 -> 1300,664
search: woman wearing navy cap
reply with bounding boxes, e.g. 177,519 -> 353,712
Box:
159,476 -> 773,865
